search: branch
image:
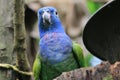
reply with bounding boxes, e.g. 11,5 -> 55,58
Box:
54,61 -> 120,80
13,0 -> 32,79
14,0 -> 31,72
0,63 -> 32,76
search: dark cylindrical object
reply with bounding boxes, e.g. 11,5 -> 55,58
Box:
83,0 -> 120,63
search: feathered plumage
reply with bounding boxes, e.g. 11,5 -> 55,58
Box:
33,7 -> 85,80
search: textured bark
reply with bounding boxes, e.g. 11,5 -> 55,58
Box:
54,61 -> 120,80
14,0 -> 32,80
0,0 -> 32,80
0,0 -> 14,80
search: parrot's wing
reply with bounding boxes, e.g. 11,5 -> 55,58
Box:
33,53 -> 41,80
72,42 -> 85,67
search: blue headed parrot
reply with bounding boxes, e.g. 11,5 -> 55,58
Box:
33,7 -> 85,80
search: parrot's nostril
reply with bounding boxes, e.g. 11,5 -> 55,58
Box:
46,10 -> 50,13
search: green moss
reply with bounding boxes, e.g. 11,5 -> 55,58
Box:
103,74 -> 113,80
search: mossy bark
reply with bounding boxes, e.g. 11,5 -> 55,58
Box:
0,0 -> 14,80
54,61 -> 120,80
0,0 -> 32,80
13,0 -> 32,80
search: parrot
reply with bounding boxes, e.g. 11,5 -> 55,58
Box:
33,6 -> 85,80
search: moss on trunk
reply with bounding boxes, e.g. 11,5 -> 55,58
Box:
13,0 -> 32,80
0,0 -> 32,80
0,0 -> 14,80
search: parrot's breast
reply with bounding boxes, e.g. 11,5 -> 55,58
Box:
40,32 -> 72,64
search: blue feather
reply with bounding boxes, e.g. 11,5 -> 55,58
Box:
40,33 -> 72,64
38,7 -> 73,64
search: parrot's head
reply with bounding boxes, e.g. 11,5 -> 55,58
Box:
38,7 -> 64,38
38,6 -> 61,27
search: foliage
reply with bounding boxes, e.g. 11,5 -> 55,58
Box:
87,0 -> 103,14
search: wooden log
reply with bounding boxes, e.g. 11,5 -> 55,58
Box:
54,61 -> 120,80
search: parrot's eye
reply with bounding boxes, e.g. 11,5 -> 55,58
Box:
54,11 -> 58,17
55,12 -> 58,15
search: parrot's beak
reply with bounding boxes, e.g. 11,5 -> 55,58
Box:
42,11 -> 51,25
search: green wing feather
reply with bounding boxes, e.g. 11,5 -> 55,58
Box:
72,42 -> 85,67
33,53 -> 41,80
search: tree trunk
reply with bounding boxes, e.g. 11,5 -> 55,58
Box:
0,0 -> 32,80
14,0 -> 32,80
0,0 -> 14,80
